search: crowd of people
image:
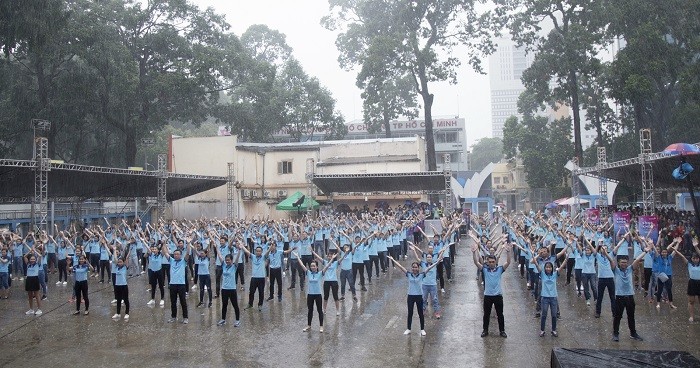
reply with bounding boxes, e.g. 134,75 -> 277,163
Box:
0,211 -> 462,336
1,204 -> 698,343
471,208 -> 700,342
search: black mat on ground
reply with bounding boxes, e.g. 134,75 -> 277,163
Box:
551,348 -> 700,368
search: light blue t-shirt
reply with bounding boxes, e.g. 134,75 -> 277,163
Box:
689,263 -> 700,280
306,270 -> 323,295
169,258 -> 187,285
421,261 -> 437,286
323,260 -> 338,282
581,254 -> 596,274
267,250 -> 283,269
26,263 -> 40,277
148,254 -> 163,271
221,263 -> 238,290
482,266 -> 504,296
115,265 -> 128,286
197,257 -> 210,275
406,272 -> 424,295
596,254 -> 614,278
0,257 -> 9,273
540,271 -> 558,298
73,264 -> 89,282
250,255 -> 266,278
614,266 -> 634,296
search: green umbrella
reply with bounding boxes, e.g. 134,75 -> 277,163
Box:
276,191 -> 319,211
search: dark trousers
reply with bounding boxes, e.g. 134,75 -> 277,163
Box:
449,242 -> 456,264
74,280 -> 89,311
99,260 -> 111,282
483,295 -> 505,332
613,295 -> 637,335
221,289 -> 240,321
169,284 -> 188,318
89,253 -> 99,272
290,259 -> 304,287
437,262 -> 446,288
339,269 -> 355,296
115,285 -> 130,314
58,259 -> 68,282
199,274 -> 212,303
248,277 -> 265,307
378,251 -> 387,272
352,263 -> 365,287
364,259 -> 373,281
369,255 -> 379,277
566,258 -> 576,284
323,281 -> 339,301
407,294 -> 425,330
269,268 -> 282,298
307,294 -> 324,326
235,263 -> 245,286
656,276 -> 673,302
596,277 -> 616,315
215,265 -> 222,296
643,268 -> 652,291
149,269 -> 165,299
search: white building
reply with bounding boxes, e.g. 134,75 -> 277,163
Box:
170,135 -> 429,219
273,118 -> 468,172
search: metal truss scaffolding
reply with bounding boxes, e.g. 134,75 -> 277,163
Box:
597,147 -> 608,216
443,153 -> 453,215
157,154 -> 167,220
306,158 -> 315,218
640,129 -> 655,215
32,119 -> 51,233
227,163 -> 236,219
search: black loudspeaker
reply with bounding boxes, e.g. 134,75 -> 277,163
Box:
293,195 -> 306,207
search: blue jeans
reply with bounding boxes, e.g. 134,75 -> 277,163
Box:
540,296 -> 558,331
12,256 -> 23,276
582,273 -> 597,301
422,284 -> 440,313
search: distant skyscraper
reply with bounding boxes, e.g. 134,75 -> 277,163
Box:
488,38 -> 534,139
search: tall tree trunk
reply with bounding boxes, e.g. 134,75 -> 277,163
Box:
125,130 -> 137,167
382,104 -> 391,138
423,91 -> 436,171
569,69 -> 583,163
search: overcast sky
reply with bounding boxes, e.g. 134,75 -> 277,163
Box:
192,0 -> 492,147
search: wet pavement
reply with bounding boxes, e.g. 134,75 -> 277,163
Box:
1,239 -> 699,367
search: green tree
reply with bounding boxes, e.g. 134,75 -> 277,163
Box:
468,137 -> 503,172
502,115 -> 521,159
324,0 -> 501,171
497,0 -> 610,163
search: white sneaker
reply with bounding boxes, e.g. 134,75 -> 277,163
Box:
441,288 -> 445,293
420,330 -> 426,336
191,285 -> 197,290
111,299 -> 117,305
182,318 -> 188,324
124,314 -> 129,320
56,281 -> 62,285
19,277 -> 24,281
140,271 -> 145,274
147,299 -> 155,305
403,329 -> 411,335
336,311 -> 340,316
112,314 -> 120,320
159,300 -> 165,307
62,281 -> 67,285
586,301 -> 591,306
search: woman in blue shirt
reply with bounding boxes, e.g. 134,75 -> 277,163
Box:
195,248 -> 212,308
387,255 -> 440,337
23,248 -> 43,315
672,241 -> 700,322
146,245 -> 165,307
294,253 -> 332,333
110,251 -> 131,321
0,248 -> 10,299
71,254 -> 94,315
533,259 -> 566,336
653,245 -> 677,310
216,250 -> 242,326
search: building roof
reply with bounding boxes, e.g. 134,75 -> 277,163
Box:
0,160 -> 226,202
236,136 -> 421,153
317,155 -> 420,167
312,171 -> 447,195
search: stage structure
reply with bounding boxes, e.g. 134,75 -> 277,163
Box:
574,129 -> 700,213
1,121 -> 227,228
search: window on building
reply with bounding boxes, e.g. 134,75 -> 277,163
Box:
494,177 -> 501,184
503,177 -> 510,184
278,160 -> 292,174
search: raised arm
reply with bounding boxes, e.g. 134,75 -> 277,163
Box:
387,255 -> 407,273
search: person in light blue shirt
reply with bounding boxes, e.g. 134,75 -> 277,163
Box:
111,256 -> 130,321
387,255 -> 440,337
533,259 -> 566,337
472,243 -> 511,338
653,244 -> 678,310
71,254 -> 94,315
239,245 -> 267,311
602,248 -> 646,342
162,245 -> 190,324
195,248 -> 212,308
672,246 -> 700,322
217,251 -> 242,327
146,245 -> 165,307
318,252 -> 341,316
294,255 -> 333,333
592,242 -> 616,318
266,241 -> 287,302
0,248 -> 11,299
